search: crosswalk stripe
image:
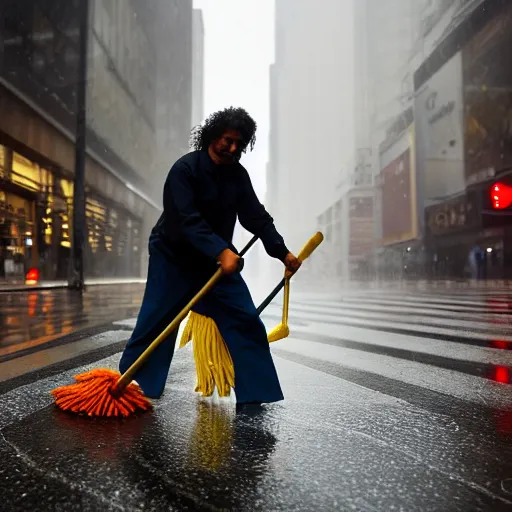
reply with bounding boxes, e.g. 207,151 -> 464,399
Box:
271,338 -> 512,410
265,304 -> 512,343
302,293 -> 512,309
280,303 -> 512,335
296,297 -> 512,314
264,289 -> 512,404
266,320 -> 512,366
118,288 -> 512,408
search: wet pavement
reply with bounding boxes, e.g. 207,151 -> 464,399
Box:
0,286 -> 511,510
0,284 -> 145,360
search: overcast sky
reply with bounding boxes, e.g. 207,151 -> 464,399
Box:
192,0 -> 275,198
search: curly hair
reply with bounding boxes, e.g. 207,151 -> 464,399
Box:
189,107 -> 257,153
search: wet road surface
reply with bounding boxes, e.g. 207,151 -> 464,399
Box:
0,286 -> 511,510
0,284 -> 145,360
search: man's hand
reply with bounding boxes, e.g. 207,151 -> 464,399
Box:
284,252 -> 301,278
217,248 -> 241,274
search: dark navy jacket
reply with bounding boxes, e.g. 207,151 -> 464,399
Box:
152,150 -> 288,266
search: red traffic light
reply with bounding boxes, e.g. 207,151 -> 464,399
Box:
25,267 -> 40,285
491,182 -> 512,210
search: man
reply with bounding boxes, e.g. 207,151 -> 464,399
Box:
119,107 -> 301,405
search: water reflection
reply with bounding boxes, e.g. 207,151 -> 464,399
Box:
48,399 -> 278,508
490,340 -> 512,351
0,284 -> 145,356
489,365 -> 511,385
486,295 -> 512,356
186,400 -> 234,472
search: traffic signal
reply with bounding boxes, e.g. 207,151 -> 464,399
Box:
490,182 -> 512,210
25,267 -> 40,286
482,179 -> 512,228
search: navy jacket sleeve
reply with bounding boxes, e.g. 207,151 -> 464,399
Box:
237,167 -> 289,261
164,161 -> 229,260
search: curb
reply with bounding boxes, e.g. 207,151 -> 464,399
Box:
0,279 -> 147,293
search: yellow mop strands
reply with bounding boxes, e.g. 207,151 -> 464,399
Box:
180,311 -> 234,397
179,307 -> 281,398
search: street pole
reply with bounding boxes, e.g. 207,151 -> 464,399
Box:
69,0 -> 89,291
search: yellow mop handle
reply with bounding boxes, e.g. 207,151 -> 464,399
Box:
297,231 -> 324,262
282,277 -> 290,324
283,232 -> 323,321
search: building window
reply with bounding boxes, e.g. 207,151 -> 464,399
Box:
0,146 -> 5,178
0,190 -> 34,278
11,152 -> 40,192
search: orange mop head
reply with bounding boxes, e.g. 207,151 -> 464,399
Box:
51,368 -> 152,417
50,259 -> 233,419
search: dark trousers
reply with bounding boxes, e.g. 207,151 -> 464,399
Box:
119,238 -> 284,404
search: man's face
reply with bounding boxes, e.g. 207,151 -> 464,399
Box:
210,129 -> 244,164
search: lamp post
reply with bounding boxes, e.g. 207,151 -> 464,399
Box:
69,0 -> 89,291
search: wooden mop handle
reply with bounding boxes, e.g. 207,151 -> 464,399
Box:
114,235 -> 259,393
114,254 -> 255,395
114,266 -> 225,392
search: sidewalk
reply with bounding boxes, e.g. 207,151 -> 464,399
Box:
0,277 -> 147,292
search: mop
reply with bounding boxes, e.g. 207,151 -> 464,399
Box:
51,232 -> 322,417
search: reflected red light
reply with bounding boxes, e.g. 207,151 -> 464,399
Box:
490,340 -> 512,350
27,292 -> 37,317
494,410 -> 512,436
490,182 -> 512,209
494,366 -> 511,384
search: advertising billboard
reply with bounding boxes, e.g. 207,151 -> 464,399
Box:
415,51 -> 466,206
425,189 -> 480,237
348,196 -> 374,258
381,147 -> 414,245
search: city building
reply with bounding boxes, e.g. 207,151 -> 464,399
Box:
414,0 -> 511,279
310,0 -> 421,284
363,0 -> 510,280
310,0 -> 506,283
191,9 -> 205,129
0,0 -> 193,282
267,0 -> 353,262
375,108 -> 420,279
344,0 -> 422,281
153,0 -> 193,196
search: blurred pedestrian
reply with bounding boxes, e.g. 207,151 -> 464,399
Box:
468,244 -> 485,279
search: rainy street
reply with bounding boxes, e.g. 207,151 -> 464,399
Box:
0,283 -> 511,511
3,0 -> 512,509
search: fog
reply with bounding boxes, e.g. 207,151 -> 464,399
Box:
0,0 -> 510,293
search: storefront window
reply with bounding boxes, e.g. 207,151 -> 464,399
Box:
86,197 -> 107,253
58,180 -> 73,250
82,196 -> 142,277
12,152 -> 40,192
0,145 -> 5,178
463,6 -> 512,184
60,179 -> 73,199
59,212 -> 71,249
0,190 -> 34,278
